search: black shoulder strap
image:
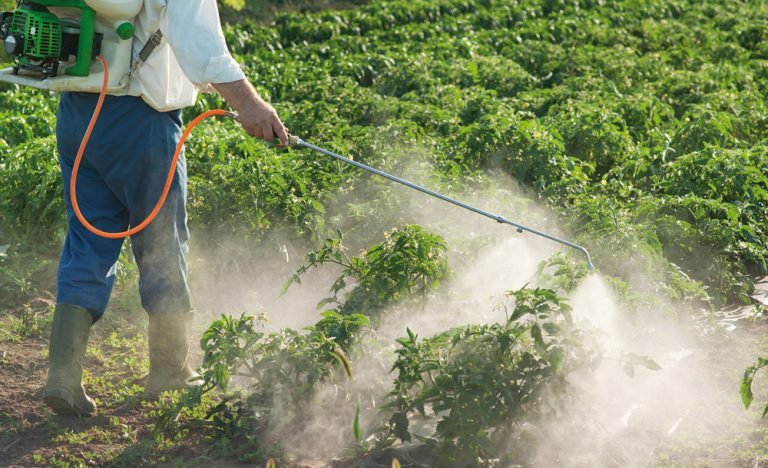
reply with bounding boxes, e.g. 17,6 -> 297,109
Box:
129,29 -> 163,76
138,29 -> 163,63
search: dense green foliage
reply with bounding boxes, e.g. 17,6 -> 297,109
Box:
4,0 -> 768,305
116,0 -> 768,304
211,0 -> 768,305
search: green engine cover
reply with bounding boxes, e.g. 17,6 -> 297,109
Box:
4,1 -> 96,78
11,7 -> 62,61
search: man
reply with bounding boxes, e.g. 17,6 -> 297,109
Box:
43,0 -> 288,416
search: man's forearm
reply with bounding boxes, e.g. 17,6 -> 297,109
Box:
212,79 -> 264,112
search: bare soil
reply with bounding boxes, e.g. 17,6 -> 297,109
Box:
0,299 -> 212,467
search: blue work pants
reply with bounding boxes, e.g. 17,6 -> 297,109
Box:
56,92 -> 191,321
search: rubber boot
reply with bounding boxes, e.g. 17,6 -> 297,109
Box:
43,304 -> 97,417
144,312 -> 201,399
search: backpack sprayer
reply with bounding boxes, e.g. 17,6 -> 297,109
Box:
0,0 -> 140,92
0,1 -> 594,270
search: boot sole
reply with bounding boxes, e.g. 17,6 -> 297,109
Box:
43,388 -> 96,417
43,395 -> 81,416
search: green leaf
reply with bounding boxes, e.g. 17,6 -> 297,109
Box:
542,322 -> 561,335
739,360 -> 768,410
741,375 -> 755,410
725,205 -> 740,223
530,324 -> 545,349
311,199 -> 325,214
280,274 -> 301,295
467,60 -> 480,84
218,0 -> 244,9
315,297 -> 336,310
639,356 -> 662,371
624,352 -> 662,372
353,404 -> 361,442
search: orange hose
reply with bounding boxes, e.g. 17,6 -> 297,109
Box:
70,56 -> 229,239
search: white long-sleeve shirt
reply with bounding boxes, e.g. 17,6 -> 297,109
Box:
128,0 -> 246,111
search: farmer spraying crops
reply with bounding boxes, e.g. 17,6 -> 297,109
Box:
0,0 -> 596,424
42,0 -> 288,417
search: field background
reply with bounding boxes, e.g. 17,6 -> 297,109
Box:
3,0 -> 768,466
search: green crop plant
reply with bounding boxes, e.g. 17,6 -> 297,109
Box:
381,287 -> 599,465
0,136 -> 65,250
285,226 -> 449,324
154,311 -> 369,462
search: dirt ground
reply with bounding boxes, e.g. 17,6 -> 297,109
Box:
0,337 -> 155,466
0,297 -> 213,467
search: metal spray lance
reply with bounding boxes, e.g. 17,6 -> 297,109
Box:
285,134 -> 595,270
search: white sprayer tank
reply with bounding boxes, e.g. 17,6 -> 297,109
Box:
85,0 -> 143,20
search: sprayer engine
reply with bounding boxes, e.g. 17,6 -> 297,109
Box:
0,0 -> 142,92
1,2 -> 102,78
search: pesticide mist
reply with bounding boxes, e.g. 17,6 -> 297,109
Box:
183,152 -> 764,466
531,273 -> 761,466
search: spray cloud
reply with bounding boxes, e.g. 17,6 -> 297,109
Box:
186,142 -> 762,465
